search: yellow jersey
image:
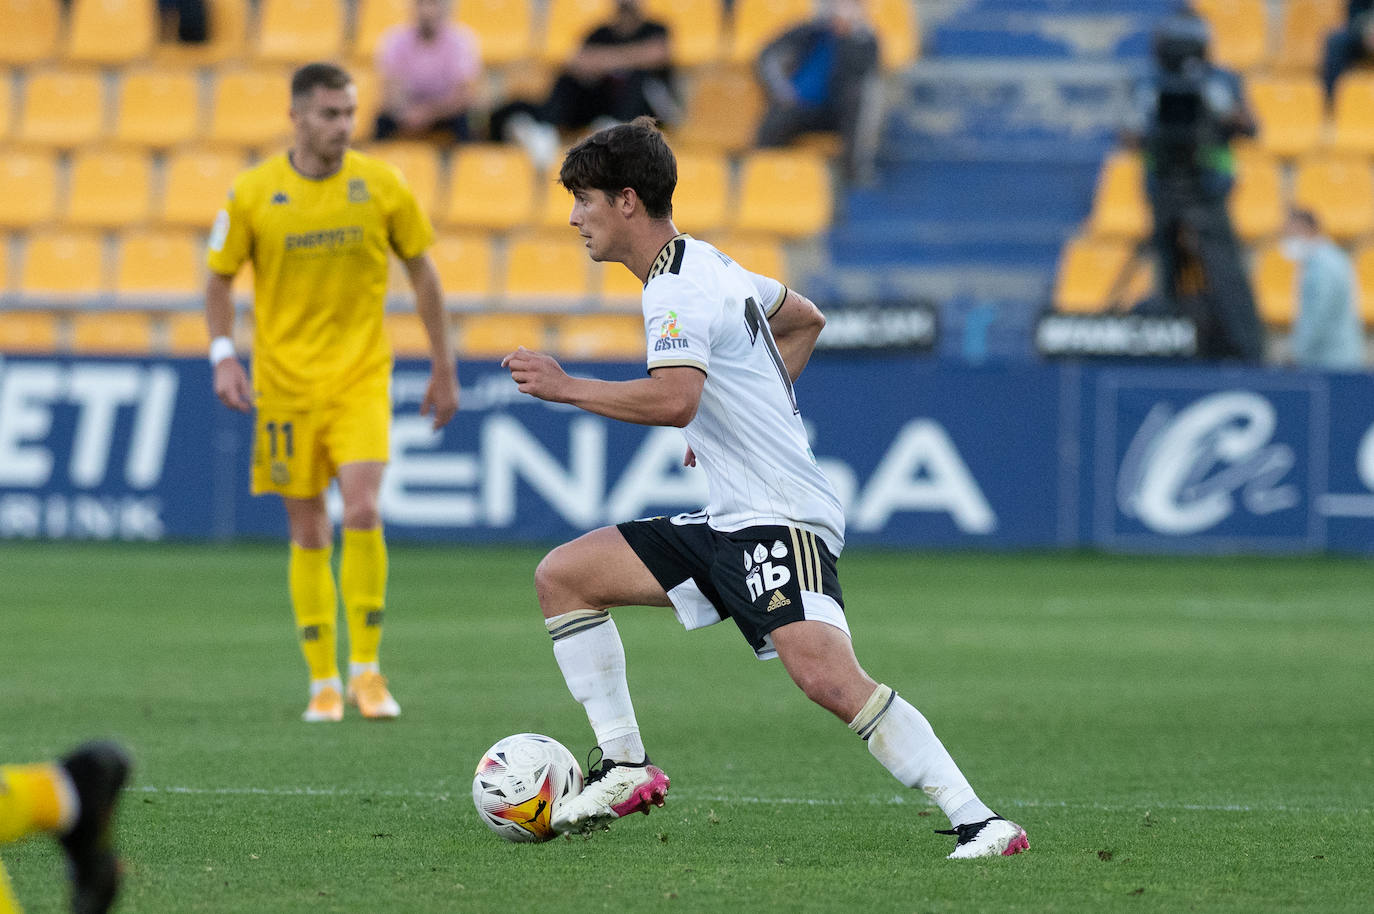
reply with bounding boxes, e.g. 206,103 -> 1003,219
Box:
207,150 -> 434,407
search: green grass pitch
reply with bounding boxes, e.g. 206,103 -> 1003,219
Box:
3,542 -> 1372,912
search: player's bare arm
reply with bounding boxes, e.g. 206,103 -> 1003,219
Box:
205,271 -> 253,413
766,288 -> 827,382
502,347 -> 704,427
403,253 -> 460,430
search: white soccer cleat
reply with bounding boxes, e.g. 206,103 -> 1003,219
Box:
551,757 -> 670,834
940,816 -> 1030,859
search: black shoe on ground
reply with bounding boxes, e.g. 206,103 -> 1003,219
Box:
59,741 -> 131,914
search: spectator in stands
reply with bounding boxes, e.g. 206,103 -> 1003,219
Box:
1322,1 -> 1374,100
753,0 -> 883,186
374,0 -> 484,143
158,0 -> 208,43
493,0 -> 679,168
1281,208 -> 1366,370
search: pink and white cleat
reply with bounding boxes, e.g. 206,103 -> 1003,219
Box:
939,816 -> 1030,859
551,756 -> 670,834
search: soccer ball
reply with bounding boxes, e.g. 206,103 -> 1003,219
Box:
472,733 -> 584,842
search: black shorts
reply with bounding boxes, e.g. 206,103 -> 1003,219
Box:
617,512 -> 847,659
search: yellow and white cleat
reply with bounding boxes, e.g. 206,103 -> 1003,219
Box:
347,671 -> 401,720
303,685 -> 344,723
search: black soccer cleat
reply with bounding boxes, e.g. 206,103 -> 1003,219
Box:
58,741 -> 131,914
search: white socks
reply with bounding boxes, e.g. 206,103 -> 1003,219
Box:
310,676 -> 342,697
547,610 -> 646,764
349,661 -> 380,679
850,684 -> 995,828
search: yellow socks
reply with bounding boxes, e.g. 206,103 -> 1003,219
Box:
0,764 -> 75,843
341,527 -> 387,668
288,543 -> 340,683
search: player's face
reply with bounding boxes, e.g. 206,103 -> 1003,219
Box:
292,85 -> 357,163
569,188 -> 625,263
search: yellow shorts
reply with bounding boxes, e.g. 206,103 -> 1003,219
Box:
251,394 -> 391,498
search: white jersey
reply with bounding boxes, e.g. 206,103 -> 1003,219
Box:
640,235 -> 846,554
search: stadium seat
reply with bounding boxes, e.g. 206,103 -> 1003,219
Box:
1274,0 -> 1344,73
0,231 -> 8,291
352,70 -> 382,142
19,231 -> 106,298
367,142 -> 444,218
711,234 -> 786,282
1354,246 -> 1374,326
1228,148 -> 1285,242
0,150 -> 59,229
428,232 -> 496,302
112,68 -> 202,149
385,311 -> 443,358
442,145 -> 536,231
0,74 -> 12,140
871,0 -> 921,72
674,66 -> 766,153
114,230 -> 202,298
540,0 -> 614,66
458,312 -> 546,358
354,0 -> 410,63
0,311 -> 61,352
255,0 -> 345,64
728,0 -> 812,65
159,148 -> 246,228
70,311 -> 156,354
65,0 -> 156,65
644,0 -> 723,67
501,235 -> 592,303
1052,236 -> 1133,313
17,69 -> 106,148
1253,242 -> 1297,326
206,69 -> 294,150
460,0 -> 536,67
0,0 -> 61,66
671,151 -> 729,235
65,149 -> 155,230
1248,74 -> 1323,158
732,150 -> 832,238
1191,0 -> 1268,71
1329,73 -> 1374,156
1086,149 -> 1151,240
1293,155 -> 1374,241
536,180 -> 576,231
553,313 -> 646,360
156,0 -> 249,66
596,259 -> 645,308
164,310 -> 211,355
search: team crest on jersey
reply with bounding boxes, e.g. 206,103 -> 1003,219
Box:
348,179 -> 370,203
654,311 -> 689,351
271,461 -> 290,485
271,191 -> 289,205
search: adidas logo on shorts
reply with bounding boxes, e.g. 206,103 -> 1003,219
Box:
766,590 -> 791,612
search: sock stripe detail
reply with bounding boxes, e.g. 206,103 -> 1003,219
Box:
848,683 -> 896,741
546,609 -> 612,642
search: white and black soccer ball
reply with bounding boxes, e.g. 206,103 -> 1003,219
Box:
472,733 -> 584,842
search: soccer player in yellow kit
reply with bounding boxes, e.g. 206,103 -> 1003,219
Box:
205,63 -> 460,722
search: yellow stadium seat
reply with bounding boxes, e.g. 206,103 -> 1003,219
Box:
159,148 -> 247,228
112,68 -> 202,149
1086,149 -> 1150,240
0,232 -> 8,291
0,150 -> 59,229
70,311 -> 156,354
540,0 -> 614,65
501,235 -> 592,303
156,0 -> 249,66
1293,155 -> 1374,241
1052,236 -> 1133,313
20,231 -> 106,297
1191,0 -> 1268,71
0,74 -> 12,140
644,0 -> 723,67
255,0 -> 345,64
0,311 -> 61,352
1354,246 -> 1374,326
354,0 -> 410,63
671,151 -> 729,235
0,0 -> 61,66
206,69 -> 293,150
385,311 -> 444,358
65,0 -> 156,65
1274,0 -> 1344,73
710,234 -> 786,281
352,69 -> 382,142
429,232 -> 496,301
871,0 -> 921,72
442,145 -> 537,230
1228,148 -> 1284,242
65,149 -> 155,230
537,180 -> 576,231
1248,74 -> 1323,158
461,0 -> 536,66
732,150 -> 832,238
553,313 -> 646,360
728,0 -> 812,65
675,66 -> 765,153
596,259 -> 645,308
1329,72 -> 1374,156
17,69 -> 105,148
115,230 -> 202,297
165,310 -> 211,355
1253,242 -> 1297,326
458,312 -> 546,358
366,142 -> 444,218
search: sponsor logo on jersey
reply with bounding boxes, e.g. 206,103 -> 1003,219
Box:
348,178 -> 370,203
283,226 -> 365,252
271,461 -> 290,485
654,311 -> 690,351
271,191 -> 289,205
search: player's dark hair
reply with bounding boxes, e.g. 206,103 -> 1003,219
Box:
1288,207 -> 1319,232
558,116 -> 676,220
290,62 -> 353,103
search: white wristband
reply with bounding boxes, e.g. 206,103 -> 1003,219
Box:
209,336 -> 236,366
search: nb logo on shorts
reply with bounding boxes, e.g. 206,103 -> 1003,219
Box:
744,540 -> 791,602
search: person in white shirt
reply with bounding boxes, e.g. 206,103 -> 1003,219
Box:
500,117 -> 1027,859
1280,208 -> 1366,371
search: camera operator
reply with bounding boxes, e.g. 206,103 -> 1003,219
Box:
1126,11 -> 1264,362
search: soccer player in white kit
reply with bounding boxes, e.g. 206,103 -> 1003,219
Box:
500,118 -> 1028,859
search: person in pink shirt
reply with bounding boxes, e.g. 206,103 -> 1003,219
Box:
374,0 -> 483,142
